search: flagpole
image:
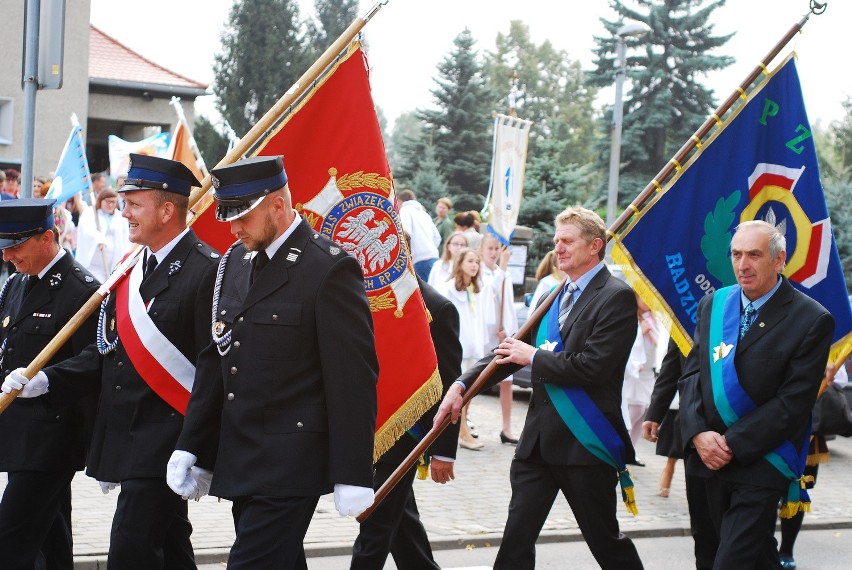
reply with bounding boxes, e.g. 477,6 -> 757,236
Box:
607,8 -> 820,241
0,1 -> 391,415
358,5 -> 825,522
170,96 -> 210,178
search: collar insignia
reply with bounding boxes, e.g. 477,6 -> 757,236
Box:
169,260 -> 182,275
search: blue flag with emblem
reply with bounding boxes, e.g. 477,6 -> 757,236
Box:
613,54 -> 852,365
45,114 -> 92,204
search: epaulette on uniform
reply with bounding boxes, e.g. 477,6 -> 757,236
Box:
192,241 -> 222,264
70,264 -> 99,287
308,232 -> 346,259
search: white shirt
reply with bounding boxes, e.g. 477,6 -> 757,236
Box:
399,200 -> 440,263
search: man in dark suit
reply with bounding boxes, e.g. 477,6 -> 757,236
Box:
0,199 -> 99,569
351,277 -> 462,570
27,155 -> 219,569
167,156 -> 379,569
434,206 -> 643,570
642,339 -> 718,569
679,220 -> 834,569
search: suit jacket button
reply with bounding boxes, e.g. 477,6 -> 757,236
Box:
238,317 -> 244,323
272,314 -> 278,320
230,367 -> 238,375
6,347 -> 12,354
233,341 -> 240,348
296,421 -> 304,428
117,361 -> 123,367
115,385 -> 122,392
227,392 -> 235,401
34,325 -> 40,331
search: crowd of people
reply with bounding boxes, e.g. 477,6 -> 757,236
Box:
0,162 -> 840,569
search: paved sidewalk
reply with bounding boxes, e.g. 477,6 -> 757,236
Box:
3,387 -> 851,568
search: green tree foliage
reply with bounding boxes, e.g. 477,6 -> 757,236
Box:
409,144 -> 450,208
386,111 -> 422,175
193,116 -> 230,168
410,30 -> 496,212
483,21 -> 598,168
307,0 -> 359,55
587,0 -> 733,204
213,0 -> 309,137
819,96 -> 852,291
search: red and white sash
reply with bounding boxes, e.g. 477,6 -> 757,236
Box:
114,257 -> 194,414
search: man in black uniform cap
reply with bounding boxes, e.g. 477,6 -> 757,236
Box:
168,155 -> 379,569
16,155 -> 220,569
0,199 -> 99,569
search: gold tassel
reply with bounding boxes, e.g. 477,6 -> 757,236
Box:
372,369 -> 443,462
416,455 -> 429,480
623,485 -> 639,516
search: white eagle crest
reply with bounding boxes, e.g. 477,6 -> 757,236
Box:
337,210 -> 398,272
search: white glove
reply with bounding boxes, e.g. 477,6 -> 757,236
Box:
333,484 -> 374,517
98,481 -> 119,495
1,369 -> 49,397
166,450 -> 198,499
185,467 -> 213,501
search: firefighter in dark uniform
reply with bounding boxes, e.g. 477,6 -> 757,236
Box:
167,156 -> 379,569
24,156 -> 219,569
0,199 -> 99,569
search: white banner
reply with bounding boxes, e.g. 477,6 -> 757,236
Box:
107,132 -> 171,179
484,114 -> 532,245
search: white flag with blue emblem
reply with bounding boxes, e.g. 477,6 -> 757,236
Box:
483,113 -> 532,245
45,114 -> 92,204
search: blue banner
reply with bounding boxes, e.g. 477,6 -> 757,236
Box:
46,122 -> 92,204
613,55 -> 852,363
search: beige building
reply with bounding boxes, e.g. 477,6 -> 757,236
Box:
0,0 -> 206,181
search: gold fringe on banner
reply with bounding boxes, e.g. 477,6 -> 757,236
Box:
372,368 -> 443,462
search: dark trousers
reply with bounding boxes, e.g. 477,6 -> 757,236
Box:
228,495 -> 320,570
705,477 -> 783,570
686,474 -> 719,570
351,462 -> 439,570
108,478 -> 195,570
0,470 -> 75,570
494,447 -> 643,570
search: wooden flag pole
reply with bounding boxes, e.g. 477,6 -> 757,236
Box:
0,1 -> 390,414
358,5 -> 825,521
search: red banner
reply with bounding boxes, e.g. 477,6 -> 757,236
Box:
192,44 -> 441,458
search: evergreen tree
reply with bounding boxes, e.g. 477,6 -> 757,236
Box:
409,144 -> 450,209
414,30 -> 496,211
213,0 -> 309,137
386,111 -> 423,176
307,0 -> 359,55
193,116 -> 230,168
587,0 -> 733,202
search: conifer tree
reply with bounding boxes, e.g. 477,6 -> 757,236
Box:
587,0 -> 733,200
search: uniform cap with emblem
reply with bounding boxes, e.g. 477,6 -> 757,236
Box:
120,153 -> 201,196
210,156 -> 288,221
0,198 -> 57,250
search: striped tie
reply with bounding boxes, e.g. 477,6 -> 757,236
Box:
558,282 -> 579,327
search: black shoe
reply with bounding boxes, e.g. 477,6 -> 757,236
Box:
780,554 -> 796,569
500,431 -> 518,445
628,458 -> 646,467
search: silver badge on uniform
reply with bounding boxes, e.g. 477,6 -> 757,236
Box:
169,260 -> 182,275
329,246 -> 340,256
286,248 -> 301,262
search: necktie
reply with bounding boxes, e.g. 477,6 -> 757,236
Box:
558,282 -> 579,327
143,253 -> 158,281
739,302 -> 755,340
251,251 -> 269,285
23,275 -> 38,296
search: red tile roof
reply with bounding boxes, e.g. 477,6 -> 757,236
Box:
89,25 -> 207,90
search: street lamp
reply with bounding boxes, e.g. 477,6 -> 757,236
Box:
606,21 -> 651,231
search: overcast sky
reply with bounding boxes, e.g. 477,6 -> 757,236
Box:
89,0 -> 850,130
